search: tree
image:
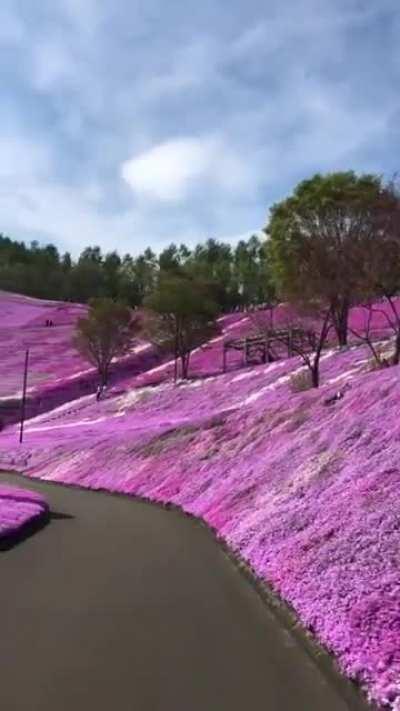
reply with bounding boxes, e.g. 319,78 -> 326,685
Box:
349,304 -> 391,369
143,275 -> 219,380
103,251 -> 122,299
67,260 -> 106,302
74,298 -> 134,386
267,171 -> 384,346
133,248 -> 158,303
186,239 -> 235,311
347,178 -> 400,365
78,245 -> 103,264
233,235 -> 275,307
158,243 -> 191,274
282,304 -> 334,388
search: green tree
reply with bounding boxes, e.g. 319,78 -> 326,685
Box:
67,261 -> 106,302
143,275 -> 219,379
357,180 -> 400,364
234,235 -> 275,306
74,298 -> 134,386
266,171 -> 384,345
103,251 -> 122,299
158,243 -> 190,274
186,238 -> 235,310
133,248 -> 158,302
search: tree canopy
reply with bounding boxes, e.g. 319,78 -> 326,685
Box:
266,171 -> 386,345
143,274 -> 219,379
74,298 -> 134,386
0,233 -> 274,312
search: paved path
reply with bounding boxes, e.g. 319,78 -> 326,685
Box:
0,472 -> 370,711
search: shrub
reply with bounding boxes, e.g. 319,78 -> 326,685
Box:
367,344 -> 391,371
289,370 -> 313,393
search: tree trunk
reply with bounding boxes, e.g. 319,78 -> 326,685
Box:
180,353 -> 190,379
311,363 -> 319,388
100,366 -> 109,386
392,331 -> 400,365
333,300 -> 349,347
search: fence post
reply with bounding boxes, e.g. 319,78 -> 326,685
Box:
19,349 -> 29,444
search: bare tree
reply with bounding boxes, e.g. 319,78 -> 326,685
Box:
248,301 -> 278,362
349,303 -> 391,368
279,304 -> 334,388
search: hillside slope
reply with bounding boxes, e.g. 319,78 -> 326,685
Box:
1,328 -> 399,708
0,291 -> 170,424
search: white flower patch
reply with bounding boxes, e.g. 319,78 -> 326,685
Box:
231,370 -> 261,383
324,369 -> 355,387
26,417 -> 108,433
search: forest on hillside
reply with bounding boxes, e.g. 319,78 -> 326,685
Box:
0,233 -> 273,311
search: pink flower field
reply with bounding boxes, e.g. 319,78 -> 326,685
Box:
0,485 -> 48,540
0,291 -> 167,425
1,293 -> 400,707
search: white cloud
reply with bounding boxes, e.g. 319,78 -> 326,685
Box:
121,136 -> 254,203
0,0 -> 399,258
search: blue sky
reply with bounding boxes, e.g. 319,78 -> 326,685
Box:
1,0 -> 399,257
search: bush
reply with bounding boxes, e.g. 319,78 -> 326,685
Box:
367,344 -> 391,371
289,369 -> 313,393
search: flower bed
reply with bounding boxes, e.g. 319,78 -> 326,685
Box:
0,485 -> 49,540
1,293 -> 400,707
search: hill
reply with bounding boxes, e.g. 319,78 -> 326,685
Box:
0,301 -> 399,708
0,291 -> 168,425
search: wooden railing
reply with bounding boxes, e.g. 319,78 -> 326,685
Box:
222,328 -> 310,372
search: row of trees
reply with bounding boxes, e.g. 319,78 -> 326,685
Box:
0,234 -> 274,311
75,275 -> 220,385
77,166 -> 400,389
6,170 -> 400,388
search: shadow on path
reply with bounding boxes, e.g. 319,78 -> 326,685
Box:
0,509 -> 74,552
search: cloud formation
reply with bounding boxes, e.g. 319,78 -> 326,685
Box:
0,0 -> 399,256
121,136 -> 254,202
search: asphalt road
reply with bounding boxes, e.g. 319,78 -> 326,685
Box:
0,472 -> 370,711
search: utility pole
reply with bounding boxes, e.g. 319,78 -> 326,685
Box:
19,349 -> 29,444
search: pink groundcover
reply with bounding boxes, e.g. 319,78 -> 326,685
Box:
0,485 -> 49,539
1,293 -> 400,707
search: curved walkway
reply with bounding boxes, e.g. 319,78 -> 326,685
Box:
0,472 -> 371,711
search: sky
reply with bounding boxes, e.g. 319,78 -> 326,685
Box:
1,0 -> 400,258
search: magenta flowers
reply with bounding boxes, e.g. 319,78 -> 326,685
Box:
0,485 -> 49,539
1,292 -> 400,707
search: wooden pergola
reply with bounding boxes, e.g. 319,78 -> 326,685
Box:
222,328 -> 309,372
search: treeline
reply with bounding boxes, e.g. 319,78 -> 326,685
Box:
0,234 -> 274,311
4,170 -> 400,388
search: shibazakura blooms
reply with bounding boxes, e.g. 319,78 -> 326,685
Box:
2,293 -> 400,708
0,485 -> 48,539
